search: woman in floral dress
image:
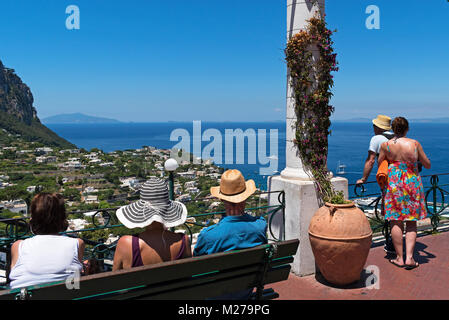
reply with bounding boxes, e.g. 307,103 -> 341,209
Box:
378,117 -> 431,270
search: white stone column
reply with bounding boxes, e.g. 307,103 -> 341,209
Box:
268,0 -> 348,277
282,0 -> 324,180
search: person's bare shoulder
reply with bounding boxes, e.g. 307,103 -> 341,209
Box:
117,235 -> 133,248
114,235 -> 134,259
112,235 -> 134,270
400,137 -> 414,143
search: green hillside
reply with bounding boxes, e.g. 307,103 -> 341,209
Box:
0,110 -> 76,148
0,59 -> 76,149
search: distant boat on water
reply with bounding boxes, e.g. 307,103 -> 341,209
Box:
336,161 -> 346,175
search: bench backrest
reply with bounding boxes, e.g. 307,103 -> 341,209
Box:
0,239 -> 298,300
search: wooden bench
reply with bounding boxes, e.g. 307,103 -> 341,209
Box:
0,239 -> 298,300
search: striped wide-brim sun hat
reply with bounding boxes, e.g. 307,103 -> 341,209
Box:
116,178 -> 187,229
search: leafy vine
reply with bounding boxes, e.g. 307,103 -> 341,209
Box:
285,15 -> 345,204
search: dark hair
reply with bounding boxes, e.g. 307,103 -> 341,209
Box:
30,193 -> 68,235
392,117 -> 409,136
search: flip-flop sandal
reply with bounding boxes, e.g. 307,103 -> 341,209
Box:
389,259 -> 405,268
404,262 -> 419,270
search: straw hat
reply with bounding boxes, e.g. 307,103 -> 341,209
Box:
116,178 -> 187,229
210,169 -> 256,203
372,115 -> 392,131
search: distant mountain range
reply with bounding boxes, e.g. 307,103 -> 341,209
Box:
42,113 -> 122,124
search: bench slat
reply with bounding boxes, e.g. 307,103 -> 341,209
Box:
133,264 -> 293,300
99,265 -> 263,300
271,240 -> 300,260
102,264 -> 292,300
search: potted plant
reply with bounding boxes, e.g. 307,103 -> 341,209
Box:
285,15 -> 372,286
308,200 -> 372,286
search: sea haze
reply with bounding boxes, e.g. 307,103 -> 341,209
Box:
47,122 -> 449,196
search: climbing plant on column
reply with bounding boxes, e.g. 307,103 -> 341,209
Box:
285,15 -> 346,204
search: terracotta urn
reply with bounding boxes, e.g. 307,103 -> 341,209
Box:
308,201 -> 372,286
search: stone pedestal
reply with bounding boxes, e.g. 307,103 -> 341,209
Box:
268,175 -> 348,276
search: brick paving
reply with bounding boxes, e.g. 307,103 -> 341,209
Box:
271,230 -> 449,300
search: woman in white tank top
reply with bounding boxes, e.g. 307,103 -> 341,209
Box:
9,193 -> 85,289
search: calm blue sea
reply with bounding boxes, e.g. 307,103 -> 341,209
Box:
47,122 -> 449,197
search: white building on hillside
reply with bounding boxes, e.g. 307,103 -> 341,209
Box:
84,195 -> 98,204
176,194 -> 191,202
83,186 -> 98,194
184,181 -> 197,188
68,219 -> 89,231
178,171 -> 196,179
186,187 -> 200,194
0,200 -> 28,216
63,160 -> 83,169
35,147 -> 53,154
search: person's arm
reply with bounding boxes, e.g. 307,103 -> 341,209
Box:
357,151 -> 376,184
10,240 -> 23,270
77,238 -> 85,264
112,236 -> 131,271
416,141 -> 431,169
182,235 -> 192,258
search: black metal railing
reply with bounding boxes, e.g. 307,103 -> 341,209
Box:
350,173 -> 449,242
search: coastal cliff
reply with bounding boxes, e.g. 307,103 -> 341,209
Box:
0,60 -> 75,148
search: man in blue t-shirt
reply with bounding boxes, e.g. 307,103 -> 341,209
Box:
193,169 -> 267,299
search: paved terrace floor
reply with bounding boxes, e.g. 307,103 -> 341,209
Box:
271,229 -> 449,300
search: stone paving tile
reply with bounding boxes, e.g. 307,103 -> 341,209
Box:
271,230 -> 449,300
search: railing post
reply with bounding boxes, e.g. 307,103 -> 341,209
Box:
97,238 -> 106,273
427,175 -> 440,231
5,244 -> 12,285
168,172 -> 175,201
279,191 -> 286,242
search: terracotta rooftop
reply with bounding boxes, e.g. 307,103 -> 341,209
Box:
271,228 -> 449,300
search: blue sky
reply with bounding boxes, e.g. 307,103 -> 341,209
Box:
0,0 -> 448,122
